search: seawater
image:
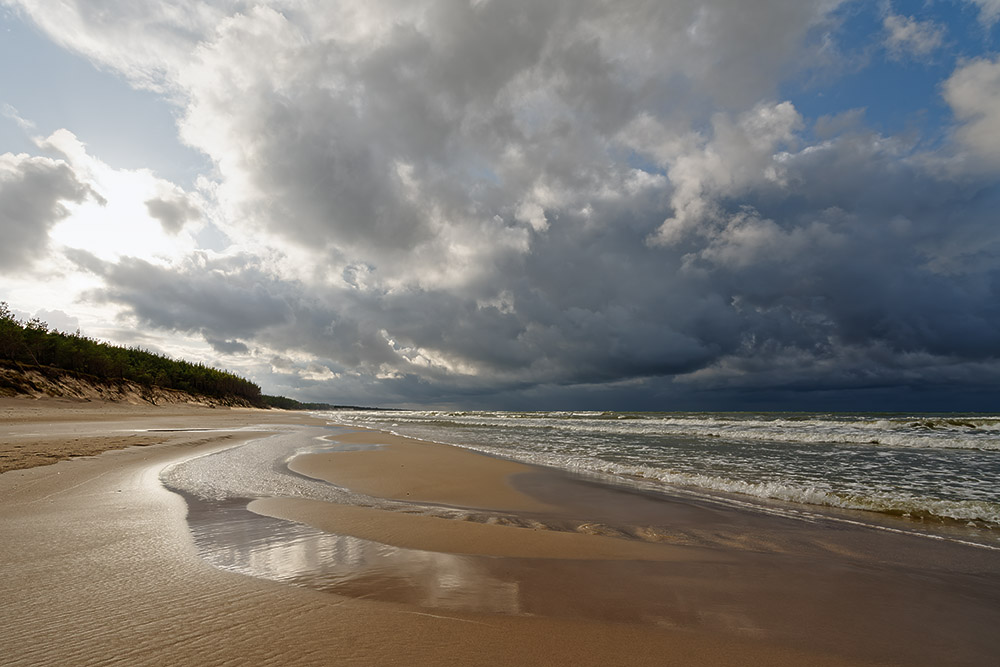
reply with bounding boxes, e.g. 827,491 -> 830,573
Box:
158,413 -> 1000,620
322,410 -> 1000,535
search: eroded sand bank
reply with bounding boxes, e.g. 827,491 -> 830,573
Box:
2,397 -> 998,666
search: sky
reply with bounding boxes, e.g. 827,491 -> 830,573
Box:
2,0 -> 1000,411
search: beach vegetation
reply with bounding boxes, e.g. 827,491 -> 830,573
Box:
256,395 -> 378,410
0,302 -> 263,405
260,395 -> 333,410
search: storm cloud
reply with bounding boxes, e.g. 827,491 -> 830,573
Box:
9,0 -> 1000,408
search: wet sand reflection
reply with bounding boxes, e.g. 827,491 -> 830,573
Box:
177,487 -> 1000,667
184,495 -> 521,615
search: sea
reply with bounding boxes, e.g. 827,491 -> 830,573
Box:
157,408 -> 1000,624
323,409 -> 1000,545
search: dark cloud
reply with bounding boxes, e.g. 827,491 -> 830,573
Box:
70,251 -> 294,344
0,153 -> 96,271
205,337 -> 250,355
14,1 -> 1000,408
72,126 -> 1000,409
145,194 -> 200,234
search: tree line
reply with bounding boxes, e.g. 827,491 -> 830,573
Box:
260,395 -> 338,410
0,302 -> 264,405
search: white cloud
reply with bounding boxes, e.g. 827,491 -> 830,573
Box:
6,0 -> 227,90
1,103 -> 36,132
943,56 -> 1000,168
35,308 -> 80,333
35,130 -> 204,263
694,207 -> 845,270
883,12 -> 944,60
647,101 -> 803,246
965,0 -> 1000,25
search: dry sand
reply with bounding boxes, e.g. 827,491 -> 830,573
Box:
2,396 -> 997,666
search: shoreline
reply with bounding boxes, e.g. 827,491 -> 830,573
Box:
272,426 -> 1000,664
328,410 -> 1000,545
2,398 -> 999,665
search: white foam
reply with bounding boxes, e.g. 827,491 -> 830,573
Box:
328,410 -> 1000,451
321,409 -> 1000,531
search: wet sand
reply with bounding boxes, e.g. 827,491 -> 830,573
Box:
2,398 -> 999,666
0,398 -> 276,474
276,429 -> 1000,666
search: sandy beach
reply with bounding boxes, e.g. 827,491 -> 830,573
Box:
2,397 -> 999,666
